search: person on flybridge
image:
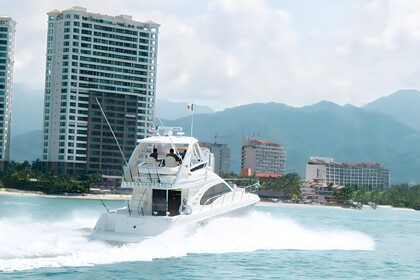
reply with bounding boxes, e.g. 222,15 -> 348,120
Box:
149,148 -> 158,160
166,148 -> 182,163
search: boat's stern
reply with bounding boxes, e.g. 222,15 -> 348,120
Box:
91,212 -> 176,243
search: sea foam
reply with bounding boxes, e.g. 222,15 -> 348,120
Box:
0,210 -> 374,272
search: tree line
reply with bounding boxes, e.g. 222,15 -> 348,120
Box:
1,162 -> 419,210
257,172 -> 420,210
334,184 -> 420,210
0,160 -> 101,195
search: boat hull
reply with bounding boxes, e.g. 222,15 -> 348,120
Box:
91,195 -> 259,243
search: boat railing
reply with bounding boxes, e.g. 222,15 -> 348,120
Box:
199,193 -> 225,213
137,162 -> 179,181
225,178 -> 260,194
199,180 -> 260,213
122,181 -> 175,189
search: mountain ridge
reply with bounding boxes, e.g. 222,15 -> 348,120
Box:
155,99 -> 215,120
10,90 -> 420,184
363,89 -> 420,131
162,101 -> 420,184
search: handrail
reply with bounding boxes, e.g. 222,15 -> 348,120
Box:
137,188 -> 147,216
199,193 -> 225,213
199,180 -> 260,213
225,178 -> 260,194
225,178 -> 260,187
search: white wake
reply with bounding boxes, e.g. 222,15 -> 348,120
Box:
0,211 -> 374,272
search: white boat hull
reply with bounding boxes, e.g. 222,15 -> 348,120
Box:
92,195 -> 259,243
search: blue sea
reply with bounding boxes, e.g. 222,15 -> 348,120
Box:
0,194 -> 419,279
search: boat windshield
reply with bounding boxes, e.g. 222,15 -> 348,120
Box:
137,142 -> 188,163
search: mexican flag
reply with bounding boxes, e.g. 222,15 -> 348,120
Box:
187,103 -> 194,111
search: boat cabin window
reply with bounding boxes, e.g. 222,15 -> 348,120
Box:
137,143 -> 187,164
200,182 -> 232,205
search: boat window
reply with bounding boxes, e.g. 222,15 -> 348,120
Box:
136,143 -> 157,165
137,143 -> 187,164
200,183 -> 232,205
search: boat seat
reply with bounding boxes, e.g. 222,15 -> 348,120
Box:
145,156 -> 158,165
165,156 -> 178,167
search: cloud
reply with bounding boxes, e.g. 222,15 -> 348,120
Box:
156,0 -> 297,109
4,0 -> 420,113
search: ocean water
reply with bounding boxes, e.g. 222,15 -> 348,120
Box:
0,195 -> 419,279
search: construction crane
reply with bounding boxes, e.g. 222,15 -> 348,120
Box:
208,132 -> 235,143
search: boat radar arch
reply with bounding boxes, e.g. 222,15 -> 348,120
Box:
158,126 -> 183,136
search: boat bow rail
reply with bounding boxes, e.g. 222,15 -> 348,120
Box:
199,179 -> 260,213
225,179 -> 260,193
122,181 -> 176,189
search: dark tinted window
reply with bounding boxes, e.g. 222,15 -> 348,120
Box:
200,183 -> 231,205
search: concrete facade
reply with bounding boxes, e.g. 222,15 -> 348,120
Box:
0,16 -> 16,170
42,7 -> 159,179
200,142 -> 231,175
241,137 -> 286,177
306,157 -> 391,189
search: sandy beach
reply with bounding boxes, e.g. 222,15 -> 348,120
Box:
0,188 -> 356,209
0,188 -> 130,201
1,188 -> 415,210
0,189 -> 322,206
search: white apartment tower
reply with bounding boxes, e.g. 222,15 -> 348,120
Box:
42,7 -> 159,179
0,16 -> 16,171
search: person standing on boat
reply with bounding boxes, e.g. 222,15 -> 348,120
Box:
166,148 -> 181,163
149,148 -> 158,160
179,198 -> 192,215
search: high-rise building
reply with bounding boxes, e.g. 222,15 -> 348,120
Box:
42,7 -> 159,181
0,16 -> 16,172
306,157 -> 390,189
241,137 -> 286,177
200,142 -> 230,175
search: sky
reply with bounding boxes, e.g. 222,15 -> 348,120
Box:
4,0 -> 420,117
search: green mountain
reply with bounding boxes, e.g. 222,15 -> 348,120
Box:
363,89 -> 420,131
9,97 -> 420,184
163,101 -> 420,184
11,83 -> 44,137
10,130 -> 42,163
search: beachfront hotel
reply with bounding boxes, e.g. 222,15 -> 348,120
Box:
41,7 -> 159,181
305,157 -> 390,189
240,137 -> 286,177
0,16 -> 16,172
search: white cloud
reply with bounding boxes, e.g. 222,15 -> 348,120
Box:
4,0 -> 420,111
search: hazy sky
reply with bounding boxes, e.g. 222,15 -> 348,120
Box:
4,0 -> 420,112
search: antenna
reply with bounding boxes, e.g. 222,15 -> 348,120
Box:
95,98 -> 128,165
190,107 -> 194,137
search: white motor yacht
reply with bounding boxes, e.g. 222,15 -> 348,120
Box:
92,126 -> 260,242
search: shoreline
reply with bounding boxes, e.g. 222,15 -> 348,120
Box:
0,188 -> 130,201
0,188 -> 416,211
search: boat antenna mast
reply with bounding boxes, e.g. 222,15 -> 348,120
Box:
95,98 -> 128,165
188,103 -> 194,137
